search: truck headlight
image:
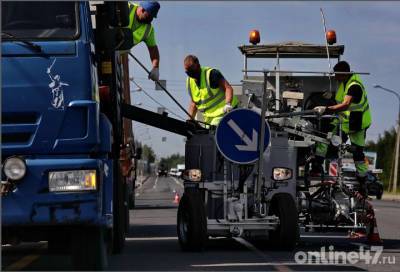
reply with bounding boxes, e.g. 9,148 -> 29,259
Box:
182,169 -> 201,182
272,167 -> 292,181
3,157 -> 26,181
49,170 -> 97,192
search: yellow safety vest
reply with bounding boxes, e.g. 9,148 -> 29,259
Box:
335,74 -> 372,133
128,3 -> 153,45
187,66 -> 238,123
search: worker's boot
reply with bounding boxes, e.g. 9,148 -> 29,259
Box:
309,156 -> 324,177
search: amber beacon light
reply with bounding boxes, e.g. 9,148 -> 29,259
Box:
249,29 -> 260,45
326,30 -> 337,45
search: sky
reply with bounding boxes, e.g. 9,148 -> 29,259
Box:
128,1 -> 400,159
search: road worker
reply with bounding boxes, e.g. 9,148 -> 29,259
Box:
312,60 -> 372,198
128,1 -> 160,81
184,55 -> 239,126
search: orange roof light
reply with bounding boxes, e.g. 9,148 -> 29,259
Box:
249,29 -> 260,45
326,30 -> 337,45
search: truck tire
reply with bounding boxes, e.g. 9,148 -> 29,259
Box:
48,232 -> 70,254
177,191 -> 207,251
128,191 -> 135,209
128,181 -> 136,209
124,181 -> 130,233
71,227 -> 108,270
112,165 -> 126,254
268,194 -> 299,250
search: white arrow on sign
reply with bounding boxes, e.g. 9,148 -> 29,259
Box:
227,119 -> 258,152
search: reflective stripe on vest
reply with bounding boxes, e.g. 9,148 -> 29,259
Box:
128,3 -> 152,45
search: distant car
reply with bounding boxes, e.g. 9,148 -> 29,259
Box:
169,168 -> 178,177
342,167 -> 384,199
177,169 -> 184,178
176,164 -> 185,179
158,169 -> 168,177
157,163 -> 168,177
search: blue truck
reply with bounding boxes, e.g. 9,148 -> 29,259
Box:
1,1 -> 139,269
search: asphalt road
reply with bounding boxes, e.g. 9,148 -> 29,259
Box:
2,176 -> 400,271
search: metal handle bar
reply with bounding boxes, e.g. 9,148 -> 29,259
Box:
242,69 -> 370,75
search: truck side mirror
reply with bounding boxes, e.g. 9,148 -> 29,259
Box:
106,2 -> 130,27
95,28 -> 133,51
115,28 -> 134,51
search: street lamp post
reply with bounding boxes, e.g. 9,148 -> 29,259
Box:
374,85 -> 400,193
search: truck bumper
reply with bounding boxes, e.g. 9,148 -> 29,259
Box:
2,158 -> 113,228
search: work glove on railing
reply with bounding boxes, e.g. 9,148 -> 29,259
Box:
148,67 -> 159,81
313,106 -> 327,115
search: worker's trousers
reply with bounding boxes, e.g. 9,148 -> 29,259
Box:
315,124 -> 369,177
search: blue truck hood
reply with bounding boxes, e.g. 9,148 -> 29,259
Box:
2,40 -> 100,156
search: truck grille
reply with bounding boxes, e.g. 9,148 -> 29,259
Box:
1,112 -> 40,145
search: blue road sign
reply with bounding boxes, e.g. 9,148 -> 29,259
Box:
215,108 -> 270,164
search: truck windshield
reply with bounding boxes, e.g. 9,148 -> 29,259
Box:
2,2 -> 79,40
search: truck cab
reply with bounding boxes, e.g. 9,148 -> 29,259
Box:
2,2 -> 135,269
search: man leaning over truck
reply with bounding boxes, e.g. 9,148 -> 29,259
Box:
128,1 -> 160,81
312,61 -> 372,199
184,55 -> 239,126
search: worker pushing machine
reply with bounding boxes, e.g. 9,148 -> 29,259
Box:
128,1 -> 161,81
312,61 -> 372,198
312,61 -> 382,243
184,55 -> 239,126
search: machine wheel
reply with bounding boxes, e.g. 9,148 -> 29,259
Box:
268,194 -> 299,250
71,227 -> 108,270
177,191 -> 207,251
112,164 -> 126,254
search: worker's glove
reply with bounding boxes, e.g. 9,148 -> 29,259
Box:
223,103 -> 233,113
148,67 -> 159,81
322,91 -> 333,99
313,106 -> 327,115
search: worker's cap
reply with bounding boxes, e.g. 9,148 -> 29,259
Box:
140,1 -> 160,18
333,61 -> 350,72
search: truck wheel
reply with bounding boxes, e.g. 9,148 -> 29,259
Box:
48,233 -> 70,254
124,182 -> 130,233
177,191 -> 207,251
71,227 -> 108,270
128,187 -> 135,209
128,190 -> 135,210
268,194 -> 299,250
112,165 -> 126,253
376,190 -> 383,200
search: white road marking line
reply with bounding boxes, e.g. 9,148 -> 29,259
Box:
126,236 -> 177,241
191,262 -> 325,267
233,237 -> 289,271
172,177 -> 184,188
152,176 -> 159,189
233,237 -> 266,259
4,243 -> 46,271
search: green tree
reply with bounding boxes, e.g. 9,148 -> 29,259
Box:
366,127 -> 397,190
159,153 -> 185,170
